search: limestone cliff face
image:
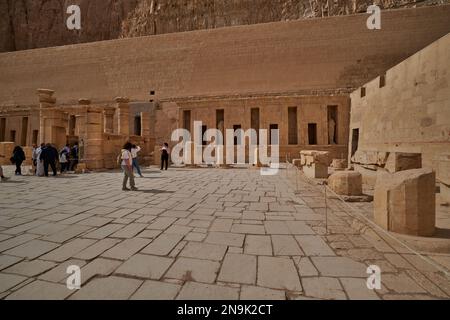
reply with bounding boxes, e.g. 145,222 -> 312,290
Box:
1,0 -> 448,53
0,0 -> 139,52
119,0 -> 450,38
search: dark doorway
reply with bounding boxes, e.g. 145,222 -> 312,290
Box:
251,108 -> 260,144
134,115 -> 142,136
327,105 -> 338,144
21,117 -> 28,146
201,125 -> 207,146
351,128 -> 360,156
10,130 -> 16,143
308,123 -> 317,145
183,110 -> 191,131
288,107 -> 298,145
32,130 -> 39,145
233,125 -> 241,145
269,124 -> 279,145
0,118 -> 5,142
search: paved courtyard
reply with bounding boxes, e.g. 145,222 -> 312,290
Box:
0,165 -> 449,300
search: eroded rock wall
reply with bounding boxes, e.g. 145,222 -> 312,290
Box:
1,0 -> 449,53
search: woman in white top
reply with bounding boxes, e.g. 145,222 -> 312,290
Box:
131,144 -> 143,177
35,143 -> 45,177
121,142 -> 138,191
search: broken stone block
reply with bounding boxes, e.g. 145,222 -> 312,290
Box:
374,168 -> 435,237
328,171 -> 362,196
300,150 -> 330,179
441,183 -> 450,205
303,163 -> 328,179
385,152 -> 422,173
292,159 -> 302,168
331,159 -> 347,170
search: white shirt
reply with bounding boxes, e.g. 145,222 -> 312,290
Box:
121,149 -> 132,166
131,146 -> 141,158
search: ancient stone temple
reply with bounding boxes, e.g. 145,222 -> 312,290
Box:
349,32 -> 450,203
0,5 -> 450,170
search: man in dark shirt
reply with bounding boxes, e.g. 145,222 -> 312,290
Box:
40,143 -> 58,176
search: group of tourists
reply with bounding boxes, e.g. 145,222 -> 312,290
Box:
0,142 -> 79,181
1,141 -> 170,188
31,142 -> 79,177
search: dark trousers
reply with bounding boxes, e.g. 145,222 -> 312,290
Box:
15,161 -> 23,175
70,160 -> 78,171
60,162 -> 68,173
44,160 -> 57,176
161,154 -> 169,170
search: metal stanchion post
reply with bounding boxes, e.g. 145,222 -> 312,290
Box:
324,185 -> 328,235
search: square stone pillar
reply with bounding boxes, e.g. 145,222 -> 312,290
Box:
116,97 -> 130,136
103,107 -> 116,134
374,168 -> 436,236
141,111 -> 150,137
75,99 -> 91,139
83,106 -> 104,170
37,89 -> 66,148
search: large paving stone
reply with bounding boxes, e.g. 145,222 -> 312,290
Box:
302,277 -> 346,300
311,257 -> 367,277
295,235 -> 335,256
244,235 -> 272,256
165,257 -> 220,283
115,254 -> 174,280
0,273 -> 28,293
4,260 -> 56,277
257,256 -> 302,292
4,240 -> 60,259
176,282 -> 239,300
180,242 -> 227,261
218,253 -> 256,285
5,280 -> 72,300
240,286 -> 286,300
131,280 -> 181,300
70,276 -> 143,300
101,238 -> 151,260
141,233 -> 184,256
205,232 -> 245,247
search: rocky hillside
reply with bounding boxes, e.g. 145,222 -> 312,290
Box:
1,0 -> 448,52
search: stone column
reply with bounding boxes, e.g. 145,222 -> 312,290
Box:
37,89 -> 65,148
83,106 -> 104,170
116,97 -> 130,136
103,107 -> 116,134
75,99 -> 90,139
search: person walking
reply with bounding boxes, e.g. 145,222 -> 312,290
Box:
31,144 -> 38,174
131,144 -> 144,177
36,143 -> 45,177
59,146 -> 69,173
70,142 -> 79,171
40,143 -> 58,176
160,143 -> 169,171
12,146 -> 26,175
120,142 -> 138,191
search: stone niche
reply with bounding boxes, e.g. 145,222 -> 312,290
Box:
328,171 -> 362,196
374,168 -> 436,237
300,150 -> 329,179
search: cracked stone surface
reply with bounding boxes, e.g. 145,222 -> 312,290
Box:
0,166 -> 449,299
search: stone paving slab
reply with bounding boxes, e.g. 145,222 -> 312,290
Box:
0,166 -> 449,300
